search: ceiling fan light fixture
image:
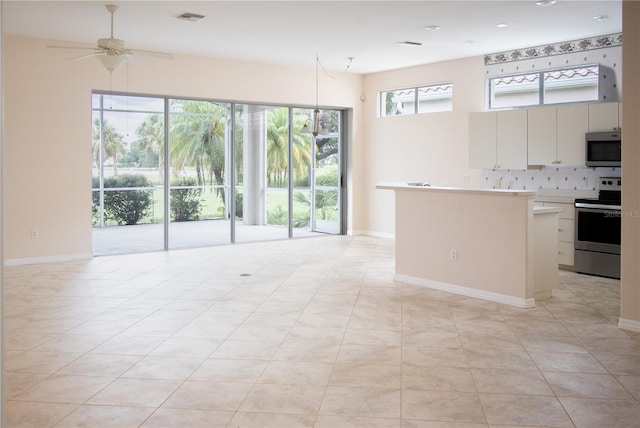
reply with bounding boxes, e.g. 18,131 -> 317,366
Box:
97,54 -> 127,73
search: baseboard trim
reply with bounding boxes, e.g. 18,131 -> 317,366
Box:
618,318 -> 640,333
4,253 -> 92,266
395,273 -> 536,309
363,230 -> 395,240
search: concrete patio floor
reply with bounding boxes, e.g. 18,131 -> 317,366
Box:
92,220 -> 326,256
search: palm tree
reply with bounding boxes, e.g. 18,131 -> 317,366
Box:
266,108 -> 289,187
169,100 -> 227,200
265,108 -> 312,187
92,118 -> 125,175
133,114 -> 164,179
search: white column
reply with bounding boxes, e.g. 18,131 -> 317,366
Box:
242,105 -> 266,225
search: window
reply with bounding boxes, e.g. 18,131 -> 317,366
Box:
490,73 -> 540,109
92,93 -> 346,255
380,83 -> 453,116
543,66 -> 599,104
489,65 -> 600,109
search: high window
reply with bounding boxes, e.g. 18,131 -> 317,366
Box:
380,83 -> 453,116
489,65 -> 600,109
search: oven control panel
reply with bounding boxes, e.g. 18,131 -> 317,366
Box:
600,177 -> 621,192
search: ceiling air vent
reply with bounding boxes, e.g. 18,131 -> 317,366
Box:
177,12 -> 205,22
396,41 -> 423,47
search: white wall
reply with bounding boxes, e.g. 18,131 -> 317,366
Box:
2,34 -> 364,262
621,0 -> 640,331
361,56 -> 485,236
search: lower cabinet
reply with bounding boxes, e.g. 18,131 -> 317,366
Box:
535,199 -> 575,267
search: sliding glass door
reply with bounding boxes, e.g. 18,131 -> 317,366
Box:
311,109 -> 341,234
92,93 -> 344,255
168,99 -> 232,249
91,93 -> 166,255
234,105 -> 290,242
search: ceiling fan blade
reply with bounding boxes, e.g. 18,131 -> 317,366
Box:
128,49 -> 174,59
122,53 -> 142,64
69,52 -> 104,61
47,45 -> 100,51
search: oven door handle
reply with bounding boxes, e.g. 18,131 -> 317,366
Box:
575,203 -> 622,210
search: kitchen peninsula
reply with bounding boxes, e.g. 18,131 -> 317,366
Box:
377,183 -> 560,308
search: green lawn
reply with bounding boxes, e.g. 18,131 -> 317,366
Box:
94,186 -> 313,226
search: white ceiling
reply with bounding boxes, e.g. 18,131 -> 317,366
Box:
2,0 -> 622,74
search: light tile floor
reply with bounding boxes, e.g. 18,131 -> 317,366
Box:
3,235 -> 640,427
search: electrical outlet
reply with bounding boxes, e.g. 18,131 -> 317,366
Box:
31,228 -> 39,239
450,249 -> 457,261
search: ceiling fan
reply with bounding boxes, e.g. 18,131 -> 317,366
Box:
47,4 -> 173,73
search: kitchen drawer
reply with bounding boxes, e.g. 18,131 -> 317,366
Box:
558,241 -> 574,266
544,202 -> 575,220
558,219 -> 575,242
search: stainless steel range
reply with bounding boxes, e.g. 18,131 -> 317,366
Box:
574,177 -> 621,279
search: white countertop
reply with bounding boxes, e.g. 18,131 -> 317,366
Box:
533,206 -> 562,214
376,182 -> 537,197
535,188 -> 598,202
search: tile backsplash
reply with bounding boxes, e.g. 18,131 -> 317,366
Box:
483,167 -> 621,191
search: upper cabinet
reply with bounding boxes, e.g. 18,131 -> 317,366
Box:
470,101 -> 621,169
588,102 -> 621,131
469,110 -> 527,169
527,104 -> 588,166
497,110 -> 528,169
469,112 -> 497,169
527,106 -> 557,166
557,104 -> 589,166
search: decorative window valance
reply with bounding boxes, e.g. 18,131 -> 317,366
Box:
485,33 -> 622,66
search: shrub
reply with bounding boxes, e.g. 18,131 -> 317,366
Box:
171,177 -> 203,222
101,174 -> 154,225
92,178 -> 100,225
267,205 -> 287,226
235,191 -> 243,218
315,167 -> 338,187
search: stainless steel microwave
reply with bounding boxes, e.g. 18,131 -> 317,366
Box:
586,131 -> 621,167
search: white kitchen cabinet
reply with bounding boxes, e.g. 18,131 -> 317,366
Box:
588,102 -> 621,131
469,110 -> 527,169
497,109 -> 528,169
528,104 -> 587,166
556,104 -> 589,166
473,101 -> 615,170
533,207 -> 560,299
536,199 -> 575,267
469,112 -> 497,169
528,106 -> 557,165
